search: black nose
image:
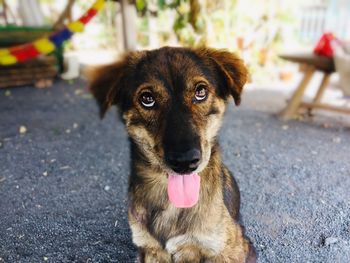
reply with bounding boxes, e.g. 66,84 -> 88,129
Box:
166,149 -> 201,174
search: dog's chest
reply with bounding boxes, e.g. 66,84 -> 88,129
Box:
149,205 -> 195,241
157,206 -> 227,256
147,203 -> 225,253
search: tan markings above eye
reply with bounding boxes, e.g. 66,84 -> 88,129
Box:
140,91 -> 155,108
194,83 -> 208,102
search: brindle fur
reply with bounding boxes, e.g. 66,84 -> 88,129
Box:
88,47 -> 256,262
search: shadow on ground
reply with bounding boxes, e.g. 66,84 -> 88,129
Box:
0,80 -> 349,262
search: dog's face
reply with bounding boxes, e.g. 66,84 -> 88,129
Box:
89,47 -> 247,175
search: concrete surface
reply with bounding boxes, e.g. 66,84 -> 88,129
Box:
1,79 -> 349,263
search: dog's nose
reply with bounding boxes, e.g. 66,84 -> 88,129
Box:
166,149 -> 201,174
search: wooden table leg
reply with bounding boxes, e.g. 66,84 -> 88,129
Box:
279,66 -> 315,120
307,72 -> 331,115
313,72 -> 331,104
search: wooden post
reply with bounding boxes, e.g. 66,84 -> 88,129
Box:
313,73 -> 331,104
53,0 -> 75,29
120,0 -> 137,51
0,0 -> 9,24
307,72 -> 331,115
279,65 -> 315,120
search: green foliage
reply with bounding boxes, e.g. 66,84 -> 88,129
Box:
136,0 -> 146,12
136,0 -> 206,46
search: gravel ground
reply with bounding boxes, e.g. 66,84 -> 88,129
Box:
1,80 -> 349,263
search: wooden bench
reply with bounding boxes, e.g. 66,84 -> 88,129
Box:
279,52 -> 350,120
0,25 -> 63,88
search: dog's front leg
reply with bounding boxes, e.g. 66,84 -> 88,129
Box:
170,244 -> 202,263
130,209 -> 172,263
138,247 -> 171,263
204,226 -> 256,263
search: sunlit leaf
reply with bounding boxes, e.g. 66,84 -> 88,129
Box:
136,0 -> 146,11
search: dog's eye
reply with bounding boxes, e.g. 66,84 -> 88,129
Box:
140,91 -> 155,108
194,83 -> 208,102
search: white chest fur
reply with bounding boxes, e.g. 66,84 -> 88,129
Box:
130,203 -> 228,258
165,223 -> 226,256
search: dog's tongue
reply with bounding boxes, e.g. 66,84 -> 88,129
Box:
167,173 -> 200,208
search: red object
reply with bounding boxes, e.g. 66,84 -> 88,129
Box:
314,32 -> 335,58
10,44 -> 40,62
79,8 -> 97,24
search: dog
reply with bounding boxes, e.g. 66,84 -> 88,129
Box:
88,47 -> 256,263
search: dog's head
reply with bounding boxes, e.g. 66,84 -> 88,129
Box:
89,47 -> 247,175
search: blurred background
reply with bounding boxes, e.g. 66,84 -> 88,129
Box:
1,0 -> 350,120
1,2 -> 350,262
0,0 -> 348,75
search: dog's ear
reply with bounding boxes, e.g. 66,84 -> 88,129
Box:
87,59 -> 127,118
195,48 -> 248,106
87,52 -> 145,118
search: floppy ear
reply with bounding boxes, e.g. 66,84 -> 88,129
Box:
195,48 -> 248,106
87,59 -> 127,118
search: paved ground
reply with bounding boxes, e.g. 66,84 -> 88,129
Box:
1,79 -> 349,263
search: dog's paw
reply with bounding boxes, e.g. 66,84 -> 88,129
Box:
171,246 -> 201,263
138,248 -> 171,263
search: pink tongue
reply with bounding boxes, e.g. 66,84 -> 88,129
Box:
167,173 -> 200,208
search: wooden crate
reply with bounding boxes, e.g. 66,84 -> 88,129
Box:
0,25 -> 65,88
0,25 -> 64,73
0,56 -> 58,88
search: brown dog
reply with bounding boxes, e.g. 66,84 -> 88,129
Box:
88,47 -> 256,262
